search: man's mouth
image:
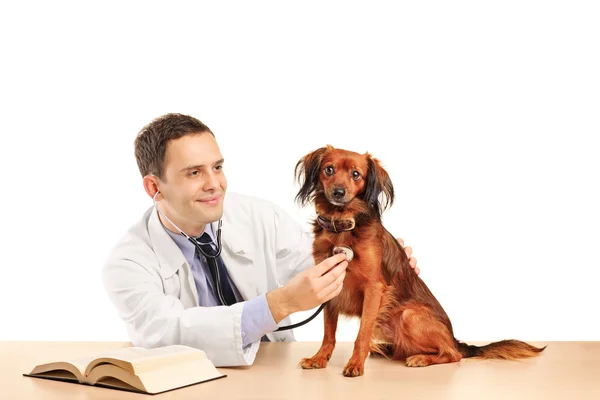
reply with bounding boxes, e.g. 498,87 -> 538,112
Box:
198,194 -> 222,206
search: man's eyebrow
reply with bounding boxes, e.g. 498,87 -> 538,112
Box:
179,158 -> 225,172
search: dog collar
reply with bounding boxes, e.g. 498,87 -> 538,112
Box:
316,215 -> 356,232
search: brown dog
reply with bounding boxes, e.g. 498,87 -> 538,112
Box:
294,145 -> 545,377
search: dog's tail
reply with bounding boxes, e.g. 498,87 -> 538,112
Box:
456,339 -> 546,360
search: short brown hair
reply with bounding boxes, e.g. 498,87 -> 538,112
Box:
134,113 -> 213,179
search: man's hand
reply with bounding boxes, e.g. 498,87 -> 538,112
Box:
397,237 -> 420,275
266,253 -> 348,323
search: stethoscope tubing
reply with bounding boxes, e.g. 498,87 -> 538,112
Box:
151,191 -> 325,331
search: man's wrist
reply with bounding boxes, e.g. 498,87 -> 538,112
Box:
241,295 -> 278,347
266,287 -> 294,324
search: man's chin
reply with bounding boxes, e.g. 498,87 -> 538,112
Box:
199,205 -> 224,221
192,199 -> 224,223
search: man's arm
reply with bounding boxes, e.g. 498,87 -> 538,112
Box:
239,251 -> 346,345
265,253 -> 347,323
240,294 -> 277,346
234,200 -> 419,347
102,255 -> 258,367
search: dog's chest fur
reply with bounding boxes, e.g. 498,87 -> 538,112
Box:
313,228 -> 382,317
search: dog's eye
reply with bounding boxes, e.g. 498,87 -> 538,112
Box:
352,170 -> 361,181
324,166 -> 334,176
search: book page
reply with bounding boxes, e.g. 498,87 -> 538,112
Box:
27,346 -> 133,381
27,346 -> 135,381
136,358 -> 225,394
86,364 -> 145,391
28,360 -> 86,382
84,345 -> 208,376
86,357 -> 225,395
70,352 -> 110,373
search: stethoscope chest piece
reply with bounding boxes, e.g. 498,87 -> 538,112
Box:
333,246 -> 354,262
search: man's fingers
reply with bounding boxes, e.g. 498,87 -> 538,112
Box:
322,268 -> 346,300
409,256 -> 417,269
396,237 -> 405,247
318,260 -> 348,287
314,253 -> 347,276
404,245 -> 412,258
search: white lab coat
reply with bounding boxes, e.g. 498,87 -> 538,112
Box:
101,192 -> 315,367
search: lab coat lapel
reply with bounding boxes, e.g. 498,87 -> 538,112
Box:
147,207 -> 199,307
212,218 -> 259,302
146,203 -> 260,306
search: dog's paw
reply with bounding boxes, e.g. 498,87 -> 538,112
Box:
342,361 -> 364,377
406,354 -> 432,367
299,356 -> 329,369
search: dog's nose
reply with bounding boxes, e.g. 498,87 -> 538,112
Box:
332,188 -> 345,199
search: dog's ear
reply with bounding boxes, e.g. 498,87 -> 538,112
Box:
295,146 -> 329,206
364,155 -> 395,219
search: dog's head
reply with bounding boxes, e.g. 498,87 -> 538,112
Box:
295,145 -> 394,219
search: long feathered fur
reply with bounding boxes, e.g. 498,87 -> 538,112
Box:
295,145 -> 546,377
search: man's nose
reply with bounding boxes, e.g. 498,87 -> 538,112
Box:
204,172 -> 221,190
332,187 -> 345,199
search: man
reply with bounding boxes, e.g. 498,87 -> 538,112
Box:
102,113 -> 419,367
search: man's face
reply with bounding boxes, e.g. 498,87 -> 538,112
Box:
157,132 -> 227,236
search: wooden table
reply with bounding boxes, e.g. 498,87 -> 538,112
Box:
1,341 -> 599,399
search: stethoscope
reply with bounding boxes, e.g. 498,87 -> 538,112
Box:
152,191 -> 325,331
153,191 -> 230,305
153,191 -> 223,258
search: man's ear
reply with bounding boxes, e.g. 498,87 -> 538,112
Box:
143,174 -> 162,200
294,146 -> 330,206
364,155 -> 394,218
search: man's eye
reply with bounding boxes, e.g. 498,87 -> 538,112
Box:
324,166 -> 334,176
190,170 -> 200,176
215,165 -> 223,171
352,170 -> 361,180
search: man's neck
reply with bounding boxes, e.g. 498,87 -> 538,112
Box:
158,212 -> 206,238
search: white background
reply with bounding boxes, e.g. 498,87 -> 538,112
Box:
1,1 -> 598,344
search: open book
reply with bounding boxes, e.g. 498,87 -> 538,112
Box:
24,345 -> 226,395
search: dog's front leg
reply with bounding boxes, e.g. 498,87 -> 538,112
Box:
299,303 -> 339,369
343,282 -> 384,377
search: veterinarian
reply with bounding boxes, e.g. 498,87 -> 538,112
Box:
101,113 -> 419,367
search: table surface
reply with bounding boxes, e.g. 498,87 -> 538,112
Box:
1,340 -> 599,400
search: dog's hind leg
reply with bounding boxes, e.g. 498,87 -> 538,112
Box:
387,303 -> 462,367
369,341 -> 395,358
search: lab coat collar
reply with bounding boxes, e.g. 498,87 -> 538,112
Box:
147,207 -> 188,278
147,205 -> 254,278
